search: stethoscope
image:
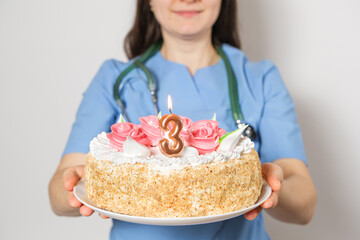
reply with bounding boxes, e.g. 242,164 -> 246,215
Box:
113,41 -> 257,140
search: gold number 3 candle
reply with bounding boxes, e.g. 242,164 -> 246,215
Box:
159,95 -> 184,157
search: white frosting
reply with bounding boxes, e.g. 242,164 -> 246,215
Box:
233,137 -> 255,154
89,131 -> 255,172
89,132 -> 117,160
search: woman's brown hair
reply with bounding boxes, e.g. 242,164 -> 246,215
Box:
124,0 -> 240,59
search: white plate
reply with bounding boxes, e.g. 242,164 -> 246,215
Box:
74,179 -> 271,226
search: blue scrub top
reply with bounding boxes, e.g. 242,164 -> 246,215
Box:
63,44 -> 307,240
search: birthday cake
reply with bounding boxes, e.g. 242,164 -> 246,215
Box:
85,114 -> 262,218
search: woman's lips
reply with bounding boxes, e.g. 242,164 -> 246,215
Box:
174,10 -> 202,18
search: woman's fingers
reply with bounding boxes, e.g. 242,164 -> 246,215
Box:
63,166 -> 85,191
245,163 -> 284,221
68,192 -> 82,208
245,191 -> 280,220
62,165 -> 96,217
261,191 -> 280,209
63,169 -> 78,191
62,166 -> 108,219
80,205 -> 94,216
262,163 -> 283,192
68,192 -> 107,218
244,207 -> 263,221
99,213 -> 110,219
261,162 -> 283,210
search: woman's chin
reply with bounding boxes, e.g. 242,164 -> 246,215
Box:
169,26 -> 211,40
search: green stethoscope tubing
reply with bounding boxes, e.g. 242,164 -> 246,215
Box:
113,41 -> 256,138
215,45 -> 244,125
114,41 -> 163,121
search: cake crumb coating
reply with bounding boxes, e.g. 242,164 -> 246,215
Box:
85,149 -> 262,218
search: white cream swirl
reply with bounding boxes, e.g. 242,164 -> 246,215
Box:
233,137 -> 255,153
89,131 -> 254,172
89,132 -> 117,160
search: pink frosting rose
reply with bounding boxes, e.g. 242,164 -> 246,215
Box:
187,120 -> 226,155
139,116 -> 164,147
180,116 -> 193,144
107,122 -> 149,151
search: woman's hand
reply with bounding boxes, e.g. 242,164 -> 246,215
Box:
244,162 -> 283,221
49,153 -> 109,218
63,165 -> 109,219
244,158 -> 317,224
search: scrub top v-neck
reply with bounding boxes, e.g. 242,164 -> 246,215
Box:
63,44 -> 307,240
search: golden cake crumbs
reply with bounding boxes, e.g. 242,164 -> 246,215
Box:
85,149 -> 262,218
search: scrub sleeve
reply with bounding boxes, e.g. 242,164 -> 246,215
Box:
257,64 -> 307,164
63,60 -> 123,156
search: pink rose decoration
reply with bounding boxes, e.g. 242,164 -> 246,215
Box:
180,116 -> 193,144
187,120 -> 226,155
139,116 -> 164,147
107,122 -> 149,151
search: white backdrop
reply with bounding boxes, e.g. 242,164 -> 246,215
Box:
1,0 -> 359,239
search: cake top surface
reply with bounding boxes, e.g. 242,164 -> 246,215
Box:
89,114 -> 255,171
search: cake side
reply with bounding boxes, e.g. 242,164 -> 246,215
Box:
85,149 -> 262,218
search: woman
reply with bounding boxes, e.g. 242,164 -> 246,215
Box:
49,0 -> 317,239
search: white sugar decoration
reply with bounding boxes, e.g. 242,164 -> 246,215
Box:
217,124 -> 248,153
117,114 -> 126,123
123,137 -> 150,157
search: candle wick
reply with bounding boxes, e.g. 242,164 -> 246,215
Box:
169,109 -> 172,114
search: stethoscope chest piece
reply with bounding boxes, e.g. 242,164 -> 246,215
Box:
243,125 -> 257,140
236,119 -> 257,140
